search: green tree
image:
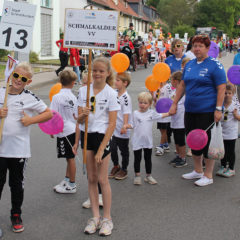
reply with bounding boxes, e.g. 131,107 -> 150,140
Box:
193,0 -> 240,37
172,24 -> 195,38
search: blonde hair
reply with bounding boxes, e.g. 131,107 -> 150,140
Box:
15,62 -> 34,78
59,69 -> 77,86
138,92 -> 153,105
171,71 -> 182,82
116,72 -> 131,87
171,39 -> 183,52
181,57 -> 191,68
226,83 -> 236,94
92,56 -> 114,87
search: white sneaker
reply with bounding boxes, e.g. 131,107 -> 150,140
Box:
84,217 -> 100,234
55,182 -> 77,194
53,179 -> 68,191
99,219 -> 113,236
182,170 -> 204,180
155,147 -> 164,156
144,175 -> 158,185
194,176 -> 213,186
82,194 -> 104,209
134,176 -> 142,185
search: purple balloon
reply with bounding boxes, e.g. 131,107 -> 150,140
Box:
227,65 -> 240,85
208,41 -> 219,58
38,110 -> 64,135
156,98 -> 173,113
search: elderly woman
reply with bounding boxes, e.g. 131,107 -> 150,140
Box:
165,39 -> 186,73
169,35 -> 226,187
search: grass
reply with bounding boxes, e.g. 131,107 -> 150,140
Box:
0,65 -> 53,80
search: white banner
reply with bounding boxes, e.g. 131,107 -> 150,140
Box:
0,1 -> 36,53
64,9 -> 119,50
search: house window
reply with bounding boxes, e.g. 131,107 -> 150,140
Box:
41,0 -> 52,8
41,13 -> 52,56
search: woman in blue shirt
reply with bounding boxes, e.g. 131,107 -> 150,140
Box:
169,35 -> 226,187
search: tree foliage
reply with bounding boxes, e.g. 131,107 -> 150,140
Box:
172,24 -> 195,38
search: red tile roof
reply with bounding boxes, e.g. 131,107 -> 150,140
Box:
89,0 -> 140,18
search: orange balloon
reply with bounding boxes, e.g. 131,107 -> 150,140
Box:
111,53 -> 130,73
145,75 -> 160,92
152,62 -> 171,83
146,45 -> 151,49
49,83 -> 62,101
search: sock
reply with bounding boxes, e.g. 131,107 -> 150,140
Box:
160,144 -> 164,148
64,177 -> 70,182
68,181 -> 76,187
164,143 -> 169,147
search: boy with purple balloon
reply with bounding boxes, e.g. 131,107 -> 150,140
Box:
0,62 -> 52,233
50,70 -> 78,194
168,71 -> 187,167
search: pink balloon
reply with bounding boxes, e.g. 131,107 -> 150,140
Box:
38,110 -> 64,135
186,129 -> 208,150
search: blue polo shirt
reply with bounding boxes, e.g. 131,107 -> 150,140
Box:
165,54 -> 185,73
183,57 -> 226,113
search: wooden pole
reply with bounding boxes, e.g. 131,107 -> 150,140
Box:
83,49 -> 92,167
0,52 -> 15,143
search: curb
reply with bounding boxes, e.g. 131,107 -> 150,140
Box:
27,77 -> 59,90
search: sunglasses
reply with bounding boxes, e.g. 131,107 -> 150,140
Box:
12,72 -> 29,83
175,44 -> 182,48
224,110 -> 229,121
155,89 -> 160,99
90,96 -> 96,113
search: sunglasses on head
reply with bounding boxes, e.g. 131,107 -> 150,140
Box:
224,110 -> 229,121
12,72 -> 29,83
90,96 -> 96,113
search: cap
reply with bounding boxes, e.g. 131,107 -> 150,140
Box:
129,23 -> 133,27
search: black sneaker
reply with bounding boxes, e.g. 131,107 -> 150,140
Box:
174,158 -> 188,168
168,156 -> 180,165
11,214 -> 24,233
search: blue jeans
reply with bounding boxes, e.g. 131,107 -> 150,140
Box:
73,66 -> 81,83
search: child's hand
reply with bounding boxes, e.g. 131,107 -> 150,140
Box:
72,143 -> 79,155
95,149 -> 104,164
0,107 -> 8,118
82,107 -> 91,117
21,111 -> 32,126
120,126 -> 127,134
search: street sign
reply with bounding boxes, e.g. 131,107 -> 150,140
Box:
64,9 -> 119,51
0,1 -> 36,53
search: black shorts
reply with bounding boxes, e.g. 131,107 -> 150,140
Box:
57,133 -> 75,159
80,132 -> 111,159
185,112 -> 214,158
173,128 -> 185,147
157,122 -> 170,130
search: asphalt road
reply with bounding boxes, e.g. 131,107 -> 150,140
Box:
1,53 -> 240,240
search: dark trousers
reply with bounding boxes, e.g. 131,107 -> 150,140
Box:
221,139 -> 236,170
134,148 -> 152,174
0,158 -> 27,215
56,51 -> 69,75
111,136 -> 129,171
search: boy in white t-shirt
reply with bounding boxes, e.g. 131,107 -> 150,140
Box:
0,62 -> 52,233
217,84 -> 240,177
169,71 -> 187,168
125,92 -> 169,185
109,72 -> 132,180
50,70 -> 78,193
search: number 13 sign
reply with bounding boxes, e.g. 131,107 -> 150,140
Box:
0,1 -> 36,53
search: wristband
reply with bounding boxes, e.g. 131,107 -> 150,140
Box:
215,106 -> 222,111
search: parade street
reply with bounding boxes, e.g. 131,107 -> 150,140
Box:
1,53 -> 240,240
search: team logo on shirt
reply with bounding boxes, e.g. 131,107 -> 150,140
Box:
186,67 -> 191,72
68,100 -> 74,106
199,68 -> 208,77
16,101 -> 24,106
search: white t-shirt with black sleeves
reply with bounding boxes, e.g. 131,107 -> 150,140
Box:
132,109 -> 163,151
221,102 -> 239,140
50,88 -> 77,138
0,87 -> 47,158
78,84 -> 120,134
171,95 -> 185,129
114,90 -> 132,139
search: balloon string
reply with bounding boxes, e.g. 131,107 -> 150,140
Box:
65,136 -> 86,175
205,122 -> 215,132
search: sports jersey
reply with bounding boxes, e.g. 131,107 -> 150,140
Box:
0,88 -> 47,158
165,54 -> 185,73
113,91 -> 132,139
131,109 -> 163,151
50,88 -> 77,138
156,83 -> 175,123
171,95 -> 185,129
221,102 -> 239,140
78,84 -> 120,134
183,57 -> 226,113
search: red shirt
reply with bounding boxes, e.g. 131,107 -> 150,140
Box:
56,39 -> 68,52
70,48 -> 80,66
122,40 -> 134,50
229,40 -> 233,46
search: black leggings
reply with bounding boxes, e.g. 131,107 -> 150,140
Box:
134,148 -> 152,174
0,157 -> 27,215
221,139 -> 236,170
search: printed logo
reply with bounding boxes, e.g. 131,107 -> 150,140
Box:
67,11 -> 74,18
85,12 -> 96,19
199,68 -> 208,77
4,7 -> 11,16
108,14 -> 115,20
